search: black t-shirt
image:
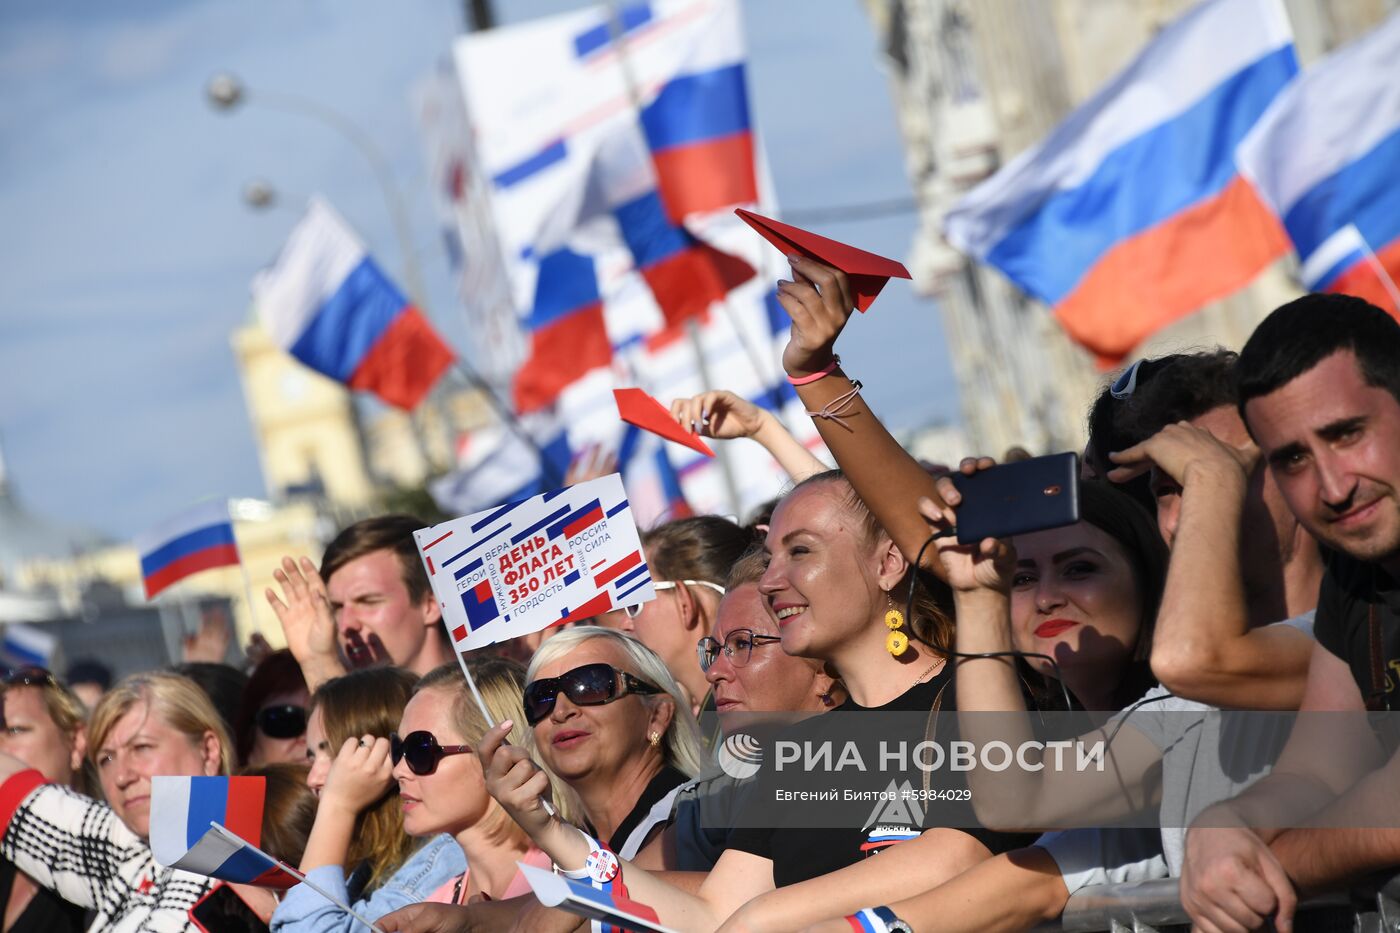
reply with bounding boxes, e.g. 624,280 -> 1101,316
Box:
1314,549 -> 1400,710
588,765 -> 691,854
726,666 -> 1036,887
0,857 -> 85,933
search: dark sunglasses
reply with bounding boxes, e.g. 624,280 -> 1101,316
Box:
523,662 -> 663,726
391,730 -> 473,776
255,704 -> 307,739
2,667 -> 56,688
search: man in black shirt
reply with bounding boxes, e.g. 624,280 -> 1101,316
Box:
1181,294 -> 1400,932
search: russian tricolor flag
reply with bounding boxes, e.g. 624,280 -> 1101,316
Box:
515,247 -> 613,413
943,0 -> 1298,366
150,776 -> 298,889
1236,9 -> 1400,313
636,3 -> 759,221
135,501 -> 240,600
252,198 -> 455,410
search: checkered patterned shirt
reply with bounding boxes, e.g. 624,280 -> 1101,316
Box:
0,770 -> 215,932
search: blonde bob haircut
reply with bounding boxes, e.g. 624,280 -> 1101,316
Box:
524,626 -> 706,779
415,658 -> 579,823
87,671 -> 233,775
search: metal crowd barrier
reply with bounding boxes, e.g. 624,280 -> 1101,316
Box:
1036,874 -> 1400,932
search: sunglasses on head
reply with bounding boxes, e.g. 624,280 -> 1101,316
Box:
2,667 -> 56,688
523,662 -> 663,726
622,580 -> 726,619
391,730 -> 473,776
255,704 -> 307,739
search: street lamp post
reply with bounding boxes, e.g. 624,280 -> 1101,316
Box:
206,72 -> 559,485
205,73 -> 428,306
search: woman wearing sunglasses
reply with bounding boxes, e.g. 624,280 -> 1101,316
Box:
391,658 -> 576,906
271,667 -> 464,933
0,668 -> 88,933
234,650 -> 310,769
519,627 -> 705,869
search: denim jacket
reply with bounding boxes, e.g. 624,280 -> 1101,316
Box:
271,834 -> 466,933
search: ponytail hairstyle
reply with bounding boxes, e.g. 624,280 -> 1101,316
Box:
788,470 -> 956,657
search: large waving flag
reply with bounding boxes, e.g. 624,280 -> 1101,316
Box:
438,0 -> 826,524
251,198 -> 456,410
943,0 -> 1297,366
1236,10 -> 1400,313
455,0 -> 759,414
135,501 -> 240,600
150,776 -> 298,889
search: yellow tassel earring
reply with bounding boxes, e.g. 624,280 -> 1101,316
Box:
884,592 -> 910,657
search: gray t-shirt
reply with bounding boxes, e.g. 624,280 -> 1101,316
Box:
1115,611 -> 1315,873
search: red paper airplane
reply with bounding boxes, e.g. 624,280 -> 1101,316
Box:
735,208 -> 911,312
613,388 -> 715,458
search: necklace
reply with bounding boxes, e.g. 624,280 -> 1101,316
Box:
911,656 -> 941,689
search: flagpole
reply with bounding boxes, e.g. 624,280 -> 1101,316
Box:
229,512 -> 262,658
1357,229 -> 1400,311
207,823 -> 388,933
450,647 -> 560,819
450,361 -> 562,487
606,0 -> 745,518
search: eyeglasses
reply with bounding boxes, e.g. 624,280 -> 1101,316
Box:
390,730 -> 474,776
523,662 -> 663,726
697,630 -> 783,672
623,580 -> 726,619
2,667 -> 56,688
255,704 -> 307,739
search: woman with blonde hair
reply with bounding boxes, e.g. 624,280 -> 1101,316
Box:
395,658 -> 574,904
0,670 -> 230,931
271,666 -> 463,933
0,668 -> 90,933
514,626 -> 705,867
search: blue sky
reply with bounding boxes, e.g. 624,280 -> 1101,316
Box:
0,0 -> 958,540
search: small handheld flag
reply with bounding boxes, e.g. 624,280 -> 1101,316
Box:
519,862 -> 677,933
149,776 -> 295,889
734,209 -> 911,312
152,778 -> 389,931
613,389 -> 715,458
135,501 -> 240,600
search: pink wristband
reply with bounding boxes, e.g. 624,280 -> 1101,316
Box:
787,356 -> 841,386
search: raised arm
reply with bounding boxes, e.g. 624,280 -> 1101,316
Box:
0,757 -> 133,912
923,478 -> 1163,829
266,555 -> 346,691
772,255 -> 949,574
298,736 -> 394,873
669,390 -> 827,483
1109,423 -> 1313,709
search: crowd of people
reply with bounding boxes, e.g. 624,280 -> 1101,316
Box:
0,257 -> 1397,933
